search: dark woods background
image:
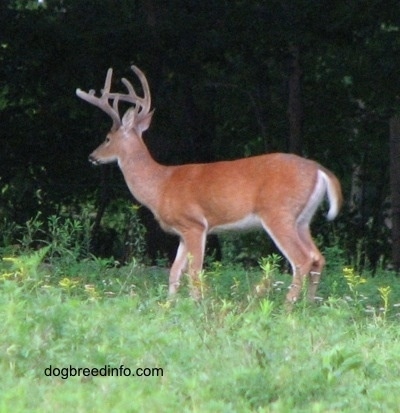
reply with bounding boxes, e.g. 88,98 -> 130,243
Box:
1,0 -> 400,270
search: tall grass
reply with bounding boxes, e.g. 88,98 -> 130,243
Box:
1,217 -> 400,412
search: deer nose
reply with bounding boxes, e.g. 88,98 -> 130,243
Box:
88,155 -> 99,165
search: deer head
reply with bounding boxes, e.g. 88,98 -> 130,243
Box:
76,66 -> 154,165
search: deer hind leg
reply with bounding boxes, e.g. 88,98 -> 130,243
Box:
169,228 -> 206,300
260,217 -> 314,303
297,224 -> 325,301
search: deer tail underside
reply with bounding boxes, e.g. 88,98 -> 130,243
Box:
320,168 -> 343,221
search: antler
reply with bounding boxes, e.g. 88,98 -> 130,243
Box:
76,65 -> 152,131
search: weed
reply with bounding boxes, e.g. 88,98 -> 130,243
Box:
255,254 -> 282,297
19,212 -> 45,250
2,246 -> 50,281
58,277 -> 80,294
321,345 -> 363,384
342,266 -> 367,305
378,285 -> 392,320
259,298 -> 274,317
46,213 -> 91,260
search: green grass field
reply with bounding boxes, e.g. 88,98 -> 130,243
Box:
1,246 -> 400,412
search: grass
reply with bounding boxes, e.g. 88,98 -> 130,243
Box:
1,247 -> 400,412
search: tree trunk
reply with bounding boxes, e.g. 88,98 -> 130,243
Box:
287,45 -> 303,155
390,116 -> 400,272
349,164 -> 363,219
90,166 -> 112,255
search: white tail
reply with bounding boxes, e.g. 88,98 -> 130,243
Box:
76,66 -> 343,303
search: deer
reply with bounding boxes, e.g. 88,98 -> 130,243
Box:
76,65 -> 343,303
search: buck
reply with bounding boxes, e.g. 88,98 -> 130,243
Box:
76,65 -> 342,303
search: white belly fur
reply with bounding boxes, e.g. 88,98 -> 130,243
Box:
208,213 -> 263,234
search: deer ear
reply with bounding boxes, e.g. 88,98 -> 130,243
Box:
136,109 -> 154,133
122,108 -> 154,133
121,108 -> 136,130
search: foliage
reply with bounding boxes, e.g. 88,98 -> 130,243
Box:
0,200 -> 147,264
2,246 -> 50,281
99,201 -> 147,263
1,238 -> 400,412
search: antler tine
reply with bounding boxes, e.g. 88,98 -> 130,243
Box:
112,95 -> 120,115
76,68 -> 121,130
113,67 -> 149,108
106,66 -> 151,118
102,67 -> 113,94
117,78 -> 143,117
131,65 -> 151,115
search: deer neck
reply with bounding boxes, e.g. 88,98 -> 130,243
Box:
118,139 -> 168,211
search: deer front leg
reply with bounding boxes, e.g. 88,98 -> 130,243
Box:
169,241 -> 188,295
168,228 -> 206,299
184,229 -> 206,300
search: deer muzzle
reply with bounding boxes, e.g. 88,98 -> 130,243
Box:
88,154 -> 100,165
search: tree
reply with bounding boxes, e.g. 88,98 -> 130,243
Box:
390,116 -> 400,271
1,0 -> 400,268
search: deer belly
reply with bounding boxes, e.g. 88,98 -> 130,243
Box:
208,213 -> 263,234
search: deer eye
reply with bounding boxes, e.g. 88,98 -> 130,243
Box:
105,136 -> 111,143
